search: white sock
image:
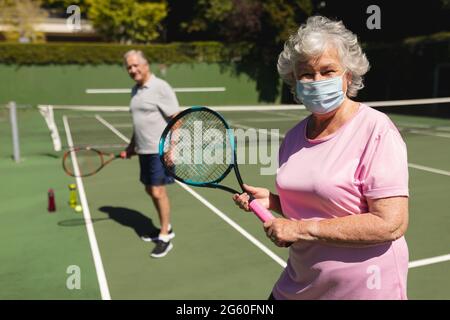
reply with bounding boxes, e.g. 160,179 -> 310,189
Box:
159,234 -> 171,242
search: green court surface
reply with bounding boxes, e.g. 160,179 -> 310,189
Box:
1,102 -> 450,299
0,63 -> 264,107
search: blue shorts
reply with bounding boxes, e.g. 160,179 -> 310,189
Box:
138,154 -> 174,186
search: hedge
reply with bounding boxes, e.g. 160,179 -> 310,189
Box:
0,32 -> 448,65
0,41 -> 253,65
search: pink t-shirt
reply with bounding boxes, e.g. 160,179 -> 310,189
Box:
274,104 -> 409,300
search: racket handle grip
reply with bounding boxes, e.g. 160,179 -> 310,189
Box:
249,199 -> 274,223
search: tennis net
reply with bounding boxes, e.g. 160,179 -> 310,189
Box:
39,97 -> 450,154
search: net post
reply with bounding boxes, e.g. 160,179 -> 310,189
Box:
8,101 -> 21,163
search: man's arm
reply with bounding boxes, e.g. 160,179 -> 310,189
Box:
121,133 -> 136,159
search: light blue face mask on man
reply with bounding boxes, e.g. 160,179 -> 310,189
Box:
296,72 -> 347,114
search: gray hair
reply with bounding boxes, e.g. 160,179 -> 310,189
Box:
277,16 -> 370,98
123,49 -> 149,67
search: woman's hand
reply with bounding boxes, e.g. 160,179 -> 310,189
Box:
232,184 -> 270,211
233,185 -> 295,247
264,219 -> 305,247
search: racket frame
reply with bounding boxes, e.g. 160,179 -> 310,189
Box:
62,146 -> 121,177
159,106 -> 249,195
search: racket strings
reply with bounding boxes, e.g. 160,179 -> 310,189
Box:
162,110 -> 233,183
64,149 -> 104,176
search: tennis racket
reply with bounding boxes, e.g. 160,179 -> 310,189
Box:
62,147 -> 122,177
159,106 -> 274,223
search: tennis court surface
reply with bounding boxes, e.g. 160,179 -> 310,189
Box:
1,98 -> 450,299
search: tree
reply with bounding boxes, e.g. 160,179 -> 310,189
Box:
222,1 -> 263,42
180,0 -> 233,35
42,0 -> 89,9
171,0 -> 313,102
176,0 -> 312,44
0,0 -> 48,43
41,0 -> 90,18
263,0 -> 313,44
85,0 -> 168,43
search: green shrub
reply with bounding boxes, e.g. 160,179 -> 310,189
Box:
0,41 -> 253,65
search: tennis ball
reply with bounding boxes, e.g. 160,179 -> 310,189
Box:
74,205 -> 83,213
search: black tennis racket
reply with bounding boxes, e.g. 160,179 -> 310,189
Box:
63,147 -> 122,177
159,106 -> 274,223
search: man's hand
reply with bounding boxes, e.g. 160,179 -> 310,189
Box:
120,145 -> 136,159
164,147 -> 175,168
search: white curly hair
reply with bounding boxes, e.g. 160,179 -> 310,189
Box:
277,16 -> 370,98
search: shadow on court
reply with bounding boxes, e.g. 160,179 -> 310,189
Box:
98,206 -> 159,239
57,217 -> 110,226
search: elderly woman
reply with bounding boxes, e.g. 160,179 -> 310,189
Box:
233,16 -> 409,300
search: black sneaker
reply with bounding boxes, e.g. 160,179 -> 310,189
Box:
150,240 -> 173,258
141,228 -> 175,242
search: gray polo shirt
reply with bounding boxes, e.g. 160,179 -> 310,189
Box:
130,74 -> 180,154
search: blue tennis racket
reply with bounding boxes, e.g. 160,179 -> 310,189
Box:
159,106 -> 274,223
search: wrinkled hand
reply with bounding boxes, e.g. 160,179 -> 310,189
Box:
232,184 -> 270,212
164,147 -> 175,168
120,146 -> 136,159
264,218 -> 301,247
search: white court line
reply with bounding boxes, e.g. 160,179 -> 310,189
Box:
242,117 -> 296,123
407,129 -> 450,139
105,124 -> 133,129
80,143 -> 127,149
408,163 -> 450,177
398,126 -> 450,139
436,126 -> 450,132
409,254 -> 450,269
95,115 -> 130,142
86,87 -> 226,94
258,110 -> 305,119
176,183 -> 287,268
86,89 -> 131,94
94,115 -> 287,268
397,122 -> 432,129
50,104 -> 305,112
398,123 -> 450,132
62,116 -> 111,300
230,122 -> 284,140
365,97 -> 450,107
174,87 -> 226,93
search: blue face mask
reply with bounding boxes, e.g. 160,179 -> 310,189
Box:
296,72 -> 347,114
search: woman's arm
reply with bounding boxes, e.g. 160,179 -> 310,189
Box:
265,196 -> 409,247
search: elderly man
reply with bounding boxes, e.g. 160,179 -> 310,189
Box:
121,50 -> 180,258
